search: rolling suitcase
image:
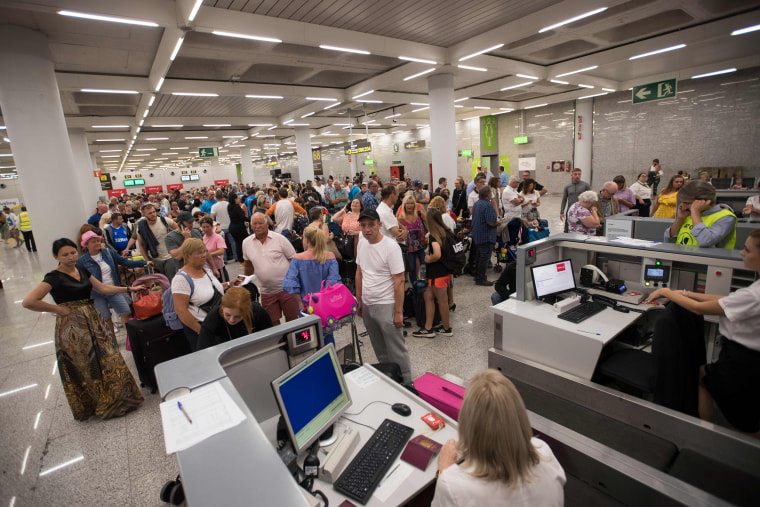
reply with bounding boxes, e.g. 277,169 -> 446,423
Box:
126,314 -> 191,393
414,372 -> 465,421
412,280 -> 441,329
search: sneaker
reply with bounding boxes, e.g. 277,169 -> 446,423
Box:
412,328 -> 436,338
434,326 -> 453,337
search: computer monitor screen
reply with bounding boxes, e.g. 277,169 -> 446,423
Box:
710,177 -> 731,189
271,344 -> 351,454
530,259 -> 576,299
180,175 -> 190,182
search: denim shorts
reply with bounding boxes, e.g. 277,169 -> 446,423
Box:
93,293 -> 132,319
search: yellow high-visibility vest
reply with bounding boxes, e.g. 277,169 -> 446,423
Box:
19,211 -> 32,231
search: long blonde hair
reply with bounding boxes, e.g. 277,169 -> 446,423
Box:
219,287 -> 254,334
457,369 -> 539,486
302,225 -> 327,264
426,208 -> 448,248
399,194 -> 417,221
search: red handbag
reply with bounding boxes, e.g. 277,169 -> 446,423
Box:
133,292 -> 163,321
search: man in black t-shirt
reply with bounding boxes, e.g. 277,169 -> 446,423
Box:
517,171 -> 548,196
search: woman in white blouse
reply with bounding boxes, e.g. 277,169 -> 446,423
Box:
432,369 -> 566,506
519,178 -> 541,219
630,172 -> 653,217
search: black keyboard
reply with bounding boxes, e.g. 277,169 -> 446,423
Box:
333,418 -> 414,504
558,301 -> 607,323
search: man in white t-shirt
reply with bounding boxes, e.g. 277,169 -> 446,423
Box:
242,212 -> 298,324
273,188 -> 296,233
356,209 -> 412,383
743,192 -> 760,222
313,177 -> 326,201
501,175 -> 524,223
376,183 -> 409,242
210,190 -> 234,262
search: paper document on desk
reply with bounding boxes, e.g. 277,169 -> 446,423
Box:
160,382 -> 247,454
610,236 -> 660,247
373,461 -> 414,502
344,367 -> 380,388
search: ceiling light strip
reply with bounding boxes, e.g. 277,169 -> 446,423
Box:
538,7 -> 608,33
458,44 -> 504,62
629,44 -> 686,60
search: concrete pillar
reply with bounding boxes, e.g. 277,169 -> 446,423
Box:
294,127 -> 314,183
239,147 -> 253,186
0,26 -> 89,270
428,73 -> 457,188
69,128 -> 102,206
574,99 -> 593,185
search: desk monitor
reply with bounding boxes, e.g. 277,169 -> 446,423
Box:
530,259 -> 576,300
271,344 -> 352,455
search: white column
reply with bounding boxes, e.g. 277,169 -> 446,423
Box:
0,26 -> 89,270
574,99 -> 593,185
428,73 -> 457,187
69,128 -> 102,205
239,147 -> 253,186
294,127 -> 314,183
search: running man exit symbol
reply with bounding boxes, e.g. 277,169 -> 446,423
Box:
632,78 -> 677,104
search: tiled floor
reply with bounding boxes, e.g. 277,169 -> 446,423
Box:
0,194 -> 565,506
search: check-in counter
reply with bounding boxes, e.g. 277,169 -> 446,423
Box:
489,234 -> 760,505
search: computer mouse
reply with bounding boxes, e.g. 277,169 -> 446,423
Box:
391,403 -> 411,417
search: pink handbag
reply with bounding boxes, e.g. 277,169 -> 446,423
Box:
303,281 -> 358,328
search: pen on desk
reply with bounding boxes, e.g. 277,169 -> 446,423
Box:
441,386 -> 464,399
577,330 -> 601,335
177,401 -> 193,424
381,463 -> 400,485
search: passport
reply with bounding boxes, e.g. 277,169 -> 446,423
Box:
400,435 -> 443,471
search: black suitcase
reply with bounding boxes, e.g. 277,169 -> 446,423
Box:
412,280 -> 441,329
126,315 -> 191,393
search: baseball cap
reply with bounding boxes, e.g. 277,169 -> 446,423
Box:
177,211 -> 194,224
80,231 -> 103,247
414,180 -> 423,187
358,209 -> 380,222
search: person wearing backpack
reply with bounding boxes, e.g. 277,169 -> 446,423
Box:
169,238 -> 237,351
413,209 -> 454,338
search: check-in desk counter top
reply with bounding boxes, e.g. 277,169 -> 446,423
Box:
155,317 -> 458,507
496,234 -> 746,380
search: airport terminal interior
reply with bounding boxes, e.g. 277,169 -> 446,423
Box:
1,1 -> 760,506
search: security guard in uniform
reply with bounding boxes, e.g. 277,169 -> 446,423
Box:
664,181 -> 736,249
18,206 -> 36,252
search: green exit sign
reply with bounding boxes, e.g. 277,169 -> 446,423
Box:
514,136 -> 528,144
461,149 -> 473,157
199,147 -> 219,158
363,159 -> 374,165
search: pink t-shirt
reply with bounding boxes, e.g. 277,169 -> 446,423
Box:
203,233 -> 226,270
242,230 -> 296,294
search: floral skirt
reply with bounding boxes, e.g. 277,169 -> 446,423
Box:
55,299 -> 144,420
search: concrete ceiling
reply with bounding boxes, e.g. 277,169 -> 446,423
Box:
0,0 -> 758,174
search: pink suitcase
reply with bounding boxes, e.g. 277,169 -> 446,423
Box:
414,372 -> 466,421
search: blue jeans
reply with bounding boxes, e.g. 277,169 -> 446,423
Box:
474,242 -> 492,282
491,291 -> 503,305
183,323 -> 200,352
407,248 -> 425,283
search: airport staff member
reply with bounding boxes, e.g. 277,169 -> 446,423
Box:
647,230 -> 760,436
664,181 -> 737,248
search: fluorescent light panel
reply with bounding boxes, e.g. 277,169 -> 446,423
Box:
691,68 -> 736,79
319,45 -> 369,55
555,66 -> 598,78
58,10 -> 158,27
172,92 -> 218,97
539,7 -> 608,33
458,65 -> 487,72
203,124 -> 231,127
169,37 -> 184,61
306,97 -> 338,101
352,90 -> 374,99
500,81 -> 533,91
211,30 -> 282,43
81,89 -> 138,94
731,24 -> 760,36
92,125 -> 129,128
516,74 -> 539,80
188,0 -> 203,21
578,84 -> 594,88
459,44 -> 504,61
578,92 -> 608,100
245,94 -> 283,99
525,103 -> 548,109
550,79 -> 569,85
323,102 -> 342,110
399,56 -> 437,64
629,44 -> 686,60
403,68 -> 436,81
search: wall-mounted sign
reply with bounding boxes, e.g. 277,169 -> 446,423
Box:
632,78 -> 676,104
312,148 -> 323,175
93,170 -> 101,178
514,136 -> 529,144
266,156 -> 278,166
107,189 -> 127,198
404,140 -> 426,149
199,147 -> 219,158
99,173 -> 112,190
167,183 -> 184,192
344,139 -> 371,155
393,143 -> 399,153
214,180 -> 229,187
363,159 -> 375,166
480,115 -> 498,154
460,149 -> 473,157
123,174 -> 132,179
145,185 -> 163,194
